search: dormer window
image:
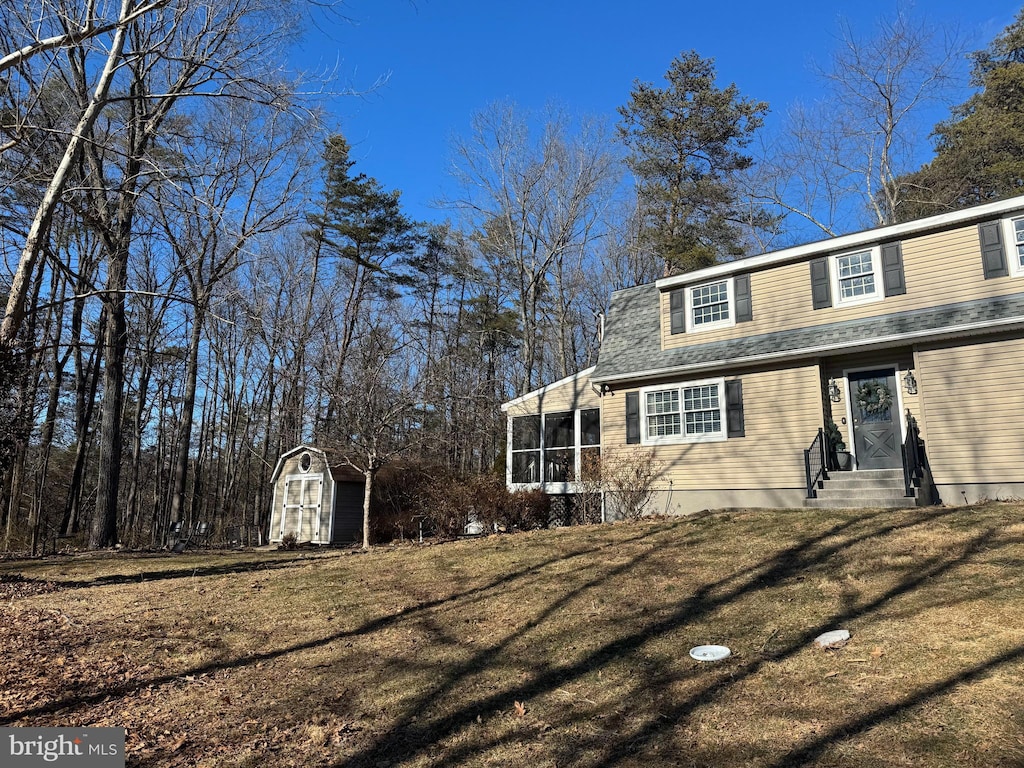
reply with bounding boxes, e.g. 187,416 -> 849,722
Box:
832,246 -> 882,306
686,277 -> 735,332
1003,216 -> 1024,275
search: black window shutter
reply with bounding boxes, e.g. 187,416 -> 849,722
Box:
979,221 -> 1008,279
625,392 -> 640,444
725,380 -> 745,438
669,289 -> 686,334
881,242 -> 906,296
734,274 -> 752,322
810,257 -> 832,309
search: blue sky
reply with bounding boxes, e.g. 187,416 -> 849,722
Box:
292,1 -> 1020,226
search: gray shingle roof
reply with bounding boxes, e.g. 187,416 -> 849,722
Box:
591,284 -> 1024,383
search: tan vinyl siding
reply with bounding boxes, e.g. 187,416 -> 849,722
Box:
662,222 -> 1024,350
917,337 -> 1024,484
505,374 -> 601,418
603,364 -> 822,490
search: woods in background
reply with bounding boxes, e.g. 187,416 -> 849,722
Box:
1,2 -> 1021,550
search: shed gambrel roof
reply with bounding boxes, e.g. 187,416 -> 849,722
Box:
591,284 -> 1024,386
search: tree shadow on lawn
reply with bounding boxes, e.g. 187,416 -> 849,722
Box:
6,508 -> 1022,767
323,506 -> 1024,768
0,553 -> 331,592
0,525 -> 674,726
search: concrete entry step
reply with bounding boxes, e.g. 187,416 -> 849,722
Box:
805,496 -> 919,509
805,468 -> 920,509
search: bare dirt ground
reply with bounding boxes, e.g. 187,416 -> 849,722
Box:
2,504 -> 1023,767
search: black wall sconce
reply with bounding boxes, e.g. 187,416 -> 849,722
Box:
828,378 -> 842,402
903,369 -> 918,395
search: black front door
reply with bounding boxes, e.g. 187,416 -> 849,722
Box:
849,369 -> 902,470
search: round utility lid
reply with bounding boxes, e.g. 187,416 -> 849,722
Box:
689,645 -> 731,662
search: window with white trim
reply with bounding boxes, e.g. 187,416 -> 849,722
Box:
1002,216 -> 1024,274
509,408 -> 601,485
642,379 -> 726,444
543,411 -> 574,482
687,278 -> 735,332
832,247 -> 882,306
511,415 -> 540,483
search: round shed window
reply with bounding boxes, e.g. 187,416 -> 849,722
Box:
298,452 -> 312,473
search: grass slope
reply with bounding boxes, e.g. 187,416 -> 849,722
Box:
2,504 -> 1024,767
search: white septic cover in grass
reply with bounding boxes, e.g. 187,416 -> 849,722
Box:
689,645 -> 731,662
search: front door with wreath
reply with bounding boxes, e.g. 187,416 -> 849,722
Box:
848,369 -> 902,470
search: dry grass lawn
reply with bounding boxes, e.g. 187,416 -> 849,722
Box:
2,503 -> 1024,767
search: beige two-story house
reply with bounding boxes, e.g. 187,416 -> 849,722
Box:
502,194 -> 1024,516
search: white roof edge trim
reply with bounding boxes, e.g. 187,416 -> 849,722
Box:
591,317 -> 1024,386
500,366 -> 597,411
656,195 -> 1024,291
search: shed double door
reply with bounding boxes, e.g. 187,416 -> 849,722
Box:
282,474 -> 323,542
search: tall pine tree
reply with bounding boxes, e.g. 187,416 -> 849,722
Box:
618,51 -> 769,275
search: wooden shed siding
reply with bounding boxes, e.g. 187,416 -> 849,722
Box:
661,223 -> 1023,351
505,375 -> 601,418
604,364 -> 822,490
917,337 -> 1024,483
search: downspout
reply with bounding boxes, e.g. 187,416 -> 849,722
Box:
591,377 -> 609,525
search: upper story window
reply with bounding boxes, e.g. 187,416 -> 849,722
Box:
669,275 -> 751,335
642,378 -> 726,445
686,278 -> 735,332
691,280 -> 730,327
831,246 -> 883,307
1003,216 -> 1024,274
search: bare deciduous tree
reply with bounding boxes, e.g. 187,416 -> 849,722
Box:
747,11 -> 965,240
449,102 -> 619,394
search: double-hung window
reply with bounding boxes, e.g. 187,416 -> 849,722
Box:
687,278 -> 734,331
646,389 -> 681,438
642,378 -> 726,444
1002,216 -> 1024,275
832,247 -> 882,306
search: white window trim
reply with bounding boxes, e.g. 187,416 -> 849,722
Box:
507,408 -> 602,492
831,246 -> 883,307
685,277 -> 736,333
1001,215 -> 1024,277
508,414 -> 542,486
640,377 -> 728,446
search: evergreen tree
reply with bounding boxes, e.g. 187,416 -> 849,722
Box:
895,9 -> 1024,219
618,51 -> 769,274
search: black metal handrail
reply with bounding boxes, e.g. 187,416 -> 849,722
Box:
902,409 -> 926,497
804,427 -> 829,498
